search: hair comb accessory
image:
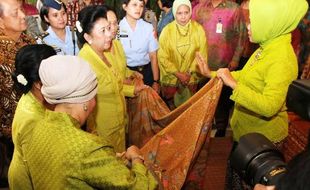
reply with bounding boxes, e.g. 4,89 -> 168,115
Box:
17,74 -> 28,86
76,21 -> 83,33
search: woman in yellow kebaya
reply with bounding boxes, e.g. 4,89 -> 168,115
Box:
158,0 -> 208,107
77,5 -> 145,152
8,44 -> 56,189
197,0 -> 308,144
104,5 -> 145,98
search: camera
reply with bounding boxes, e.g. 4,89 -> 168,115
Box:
230,133 -> 287,186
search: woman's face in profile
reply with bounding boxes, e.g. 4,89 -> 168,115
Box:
175,5 -> 191,26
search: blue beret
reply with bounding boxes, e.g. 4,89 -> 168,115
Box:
43,0 -> 63,10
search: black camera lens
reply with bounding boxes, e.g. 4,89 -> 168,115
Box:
230,133 -> 287,186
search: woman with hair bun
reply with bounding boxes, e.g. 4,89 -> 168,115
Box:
77,5 -> 141,152
9,44 -> 56,189
22,55 -> 157,189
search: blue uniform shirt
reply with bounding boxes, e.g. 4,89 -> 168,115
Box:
39,26 -> 79,55
119,18 -> 158,67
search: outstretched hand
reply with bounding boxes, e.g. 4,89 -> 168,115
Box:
196,52 -> 211,78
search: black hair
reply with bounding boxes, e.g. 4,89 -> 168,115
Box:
102,4 -> 118,21
120,0 -> 145,19
39,2 -> 67,25
161,0 -> 173,8
12,44 -> 56,94
76,5 -> 108,45
122,0 -> 145,6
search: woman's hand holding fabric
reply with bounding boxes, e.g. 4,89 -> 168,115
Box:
134,82 -> 148,96
196,52 -> 211,78
175,72 -> 191,85
152,82 -> 160,93
132,71 -> 144,80
217,68 -> 237,89
254,184 -> 275,190
125,146 -> 144,164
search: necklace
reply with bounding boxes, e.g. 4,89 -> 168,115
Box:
176,23 -> 190,37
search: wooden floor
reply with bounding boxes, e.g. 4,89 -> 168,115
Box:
202,137 -> 233,190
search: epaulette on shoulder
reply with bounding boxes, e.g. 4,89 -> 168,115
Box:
70,26 -> 76,32
35,31 -> 49,41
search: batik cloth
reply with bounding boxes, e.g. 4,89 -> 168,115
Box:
127,78 -> 223,189
301,56 -> 310,79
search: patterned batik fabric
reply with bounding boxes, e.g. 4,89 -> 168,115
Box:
301,56 -> 310,79
0,32 -> 35,138
8,93 -> 45,190
25,110 -> 158,189
127,78 -> 223,189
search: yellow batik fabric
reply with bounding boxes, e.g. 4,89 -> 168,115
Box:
8,93 -> 45,190
25,110 -> 158,189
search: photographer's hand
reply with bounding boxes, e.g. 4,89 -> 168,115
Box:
254,184 -> 275,190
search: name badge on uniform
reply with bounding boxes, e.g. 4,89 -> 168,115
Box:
55,48 -> 62,53
120,29 -> 129,38
52,46 -> 62,53
216,18 -> 223,34
119,34 -> 128,38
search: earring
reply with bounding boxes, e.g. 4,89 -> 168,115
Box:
83,104 -> 88,111
89,41 -> 92,45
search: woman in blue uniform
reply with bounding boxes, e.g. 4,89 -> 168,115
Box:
119,0 -> 160,93
39,0 -> 79,55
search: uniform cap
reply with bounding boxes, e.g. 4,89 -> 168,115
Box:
43,0 -> 63,10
